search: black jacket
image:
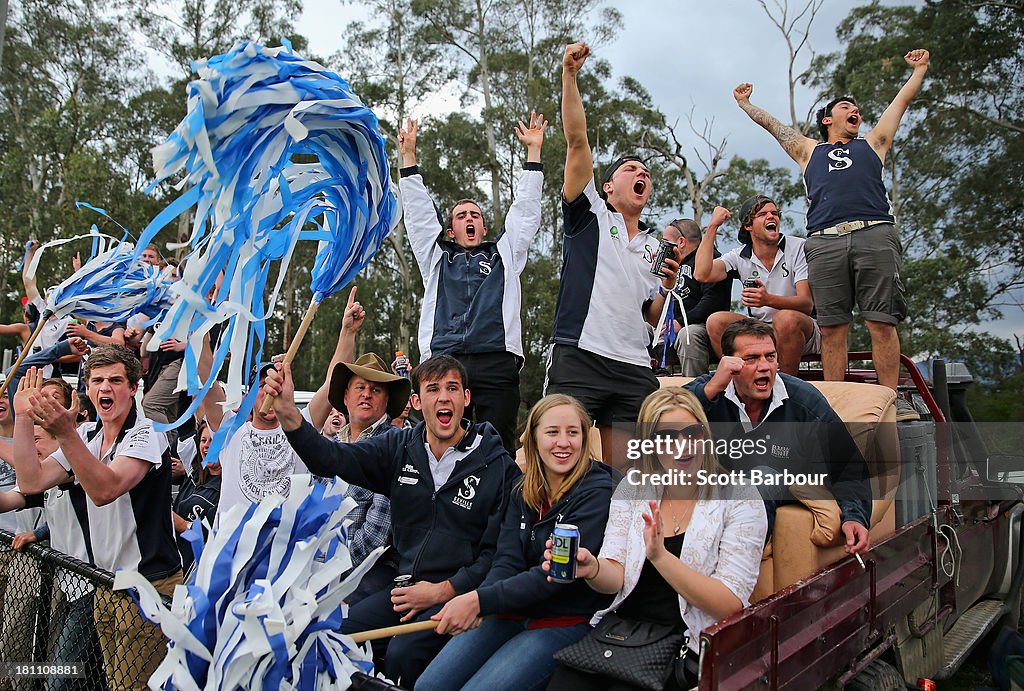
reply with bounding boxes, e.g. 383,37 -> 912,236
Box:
284,419 -> 519,594
685,373 -> 872,527
674,248 -> 732,325
476,460 -> 617,620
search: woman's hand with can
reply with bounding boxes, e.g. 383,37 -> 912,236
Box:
542,538 -> 598,582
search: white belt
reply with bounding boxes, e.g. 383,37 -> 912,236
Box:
810,219 -> 890,237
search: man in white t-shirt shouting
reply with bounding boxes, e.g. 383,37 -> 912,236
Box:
546,42 -> 681,465
694,197 -> 819,375
12,346 -> 180,691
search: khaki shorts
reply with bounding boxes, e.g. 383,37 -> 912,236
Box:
804,223 -> 906,326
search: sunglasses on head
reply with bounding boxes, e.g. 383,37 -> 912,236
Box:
649,422 -> 705,442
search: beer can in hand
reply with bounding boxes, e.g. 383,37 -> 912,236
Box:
550,523 -> 580,583
651,239 -> 677,278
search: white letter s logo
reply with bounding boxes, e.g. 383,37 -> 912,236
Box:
827,148 -> 853,172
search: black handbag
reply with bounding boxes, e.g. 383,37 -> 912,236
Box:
553,612 -> 687,690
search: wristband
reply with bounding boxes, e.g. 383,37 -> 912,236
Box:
585,557 -> 602,582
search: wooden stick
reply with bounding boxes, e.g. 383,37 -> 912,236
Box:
258,299 -> 321,415
0,314 -> 51,400
348,619 -> 439,644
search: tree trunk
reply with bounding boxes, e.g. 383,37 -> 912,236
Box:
474,0 -> 502,221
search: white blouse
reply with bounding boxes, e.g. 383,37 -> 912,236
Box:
594,478 -> 767,652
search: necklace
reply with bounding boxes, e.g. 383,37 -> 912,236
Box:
662,498 -> 694,535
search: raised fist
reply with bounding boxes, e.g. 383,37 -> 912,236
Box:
562,43 -> 590,74
904,49 -> 929,68
709,206 -> 732,228
711,355 -> 745,389
733,83 -> 753,104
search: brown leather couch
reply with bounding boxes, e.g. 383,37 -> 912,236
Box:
657,377 -> 899,603
751,381 -> 899,601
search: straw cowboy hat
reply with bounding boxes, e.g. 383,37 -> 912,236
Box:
327,352 -> 412,420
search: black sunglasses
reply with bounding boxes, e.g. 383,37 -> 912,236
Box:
650,422 -> 705,442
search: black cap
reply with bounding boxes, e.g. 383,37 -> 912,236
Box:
737,195 -> 775,245
816,96 -> 858,140
599,155 -> 647,199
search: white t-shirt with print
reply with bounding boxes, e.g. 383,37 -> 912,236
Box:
217,408 -> 312,514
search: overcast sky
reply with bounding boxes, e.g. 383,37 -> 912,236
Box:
292,0 -> 1021,342
296,0 -> 920,175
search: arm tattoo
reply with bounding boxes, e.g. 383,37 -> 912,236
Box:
740,101 -> 809,163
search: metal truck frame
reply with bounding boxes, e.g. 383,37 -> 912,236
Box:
698,353 -> 1022,690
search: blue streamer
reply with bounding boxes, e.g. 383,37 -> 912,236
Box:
45,242 -> 174,322
113,477 -> 385,689
138,39 -> 397,437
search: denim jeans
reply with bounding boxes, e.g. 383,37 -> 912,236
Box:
49,592 -> 100,691
415,617 -> 589,691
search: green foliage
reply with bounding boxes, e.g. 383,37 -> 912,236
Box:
131,0 -> 305,78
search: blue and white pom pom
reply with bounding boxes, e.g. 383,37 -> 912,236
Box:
114,476 -> 384,690
45,242 -> 174,323
134,39 -> 398,443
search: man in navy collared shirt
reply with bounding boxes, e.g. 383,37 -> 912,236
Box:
267,354 -> 519,687
685,319 -> 871,553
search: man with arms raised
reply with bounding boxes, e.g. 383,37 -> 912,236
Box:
685,319 -> 871,555
266,354 -> 518,687
13,346 -> 180,691
547,42 -> 679,463
694,198 -> 818,375
397,113 -> 547,451
733,50 -> 929,412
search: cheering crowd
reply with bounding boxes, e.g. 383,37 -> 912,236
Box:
0,41 -> 928,691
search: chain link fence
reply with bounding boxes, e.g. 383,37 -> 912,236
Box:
0,531 -> 404,690
0,530 -> 171,691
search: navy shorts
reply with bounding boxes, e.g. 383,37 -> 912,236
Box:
544,344 -> 658,427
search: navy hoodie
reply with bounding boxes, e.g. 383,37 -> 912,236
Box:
476,460 -> 617,620
284,418 -> 519,594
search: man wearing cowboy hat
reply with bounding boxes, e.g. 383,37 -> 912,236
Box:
326,351 -> 411,604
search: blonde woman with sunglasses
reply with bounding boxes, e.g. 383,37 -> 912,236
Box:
545,387 -> 766,690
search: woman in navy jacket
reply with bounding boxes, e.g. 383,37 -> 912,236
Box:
415,394 -> 615,691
